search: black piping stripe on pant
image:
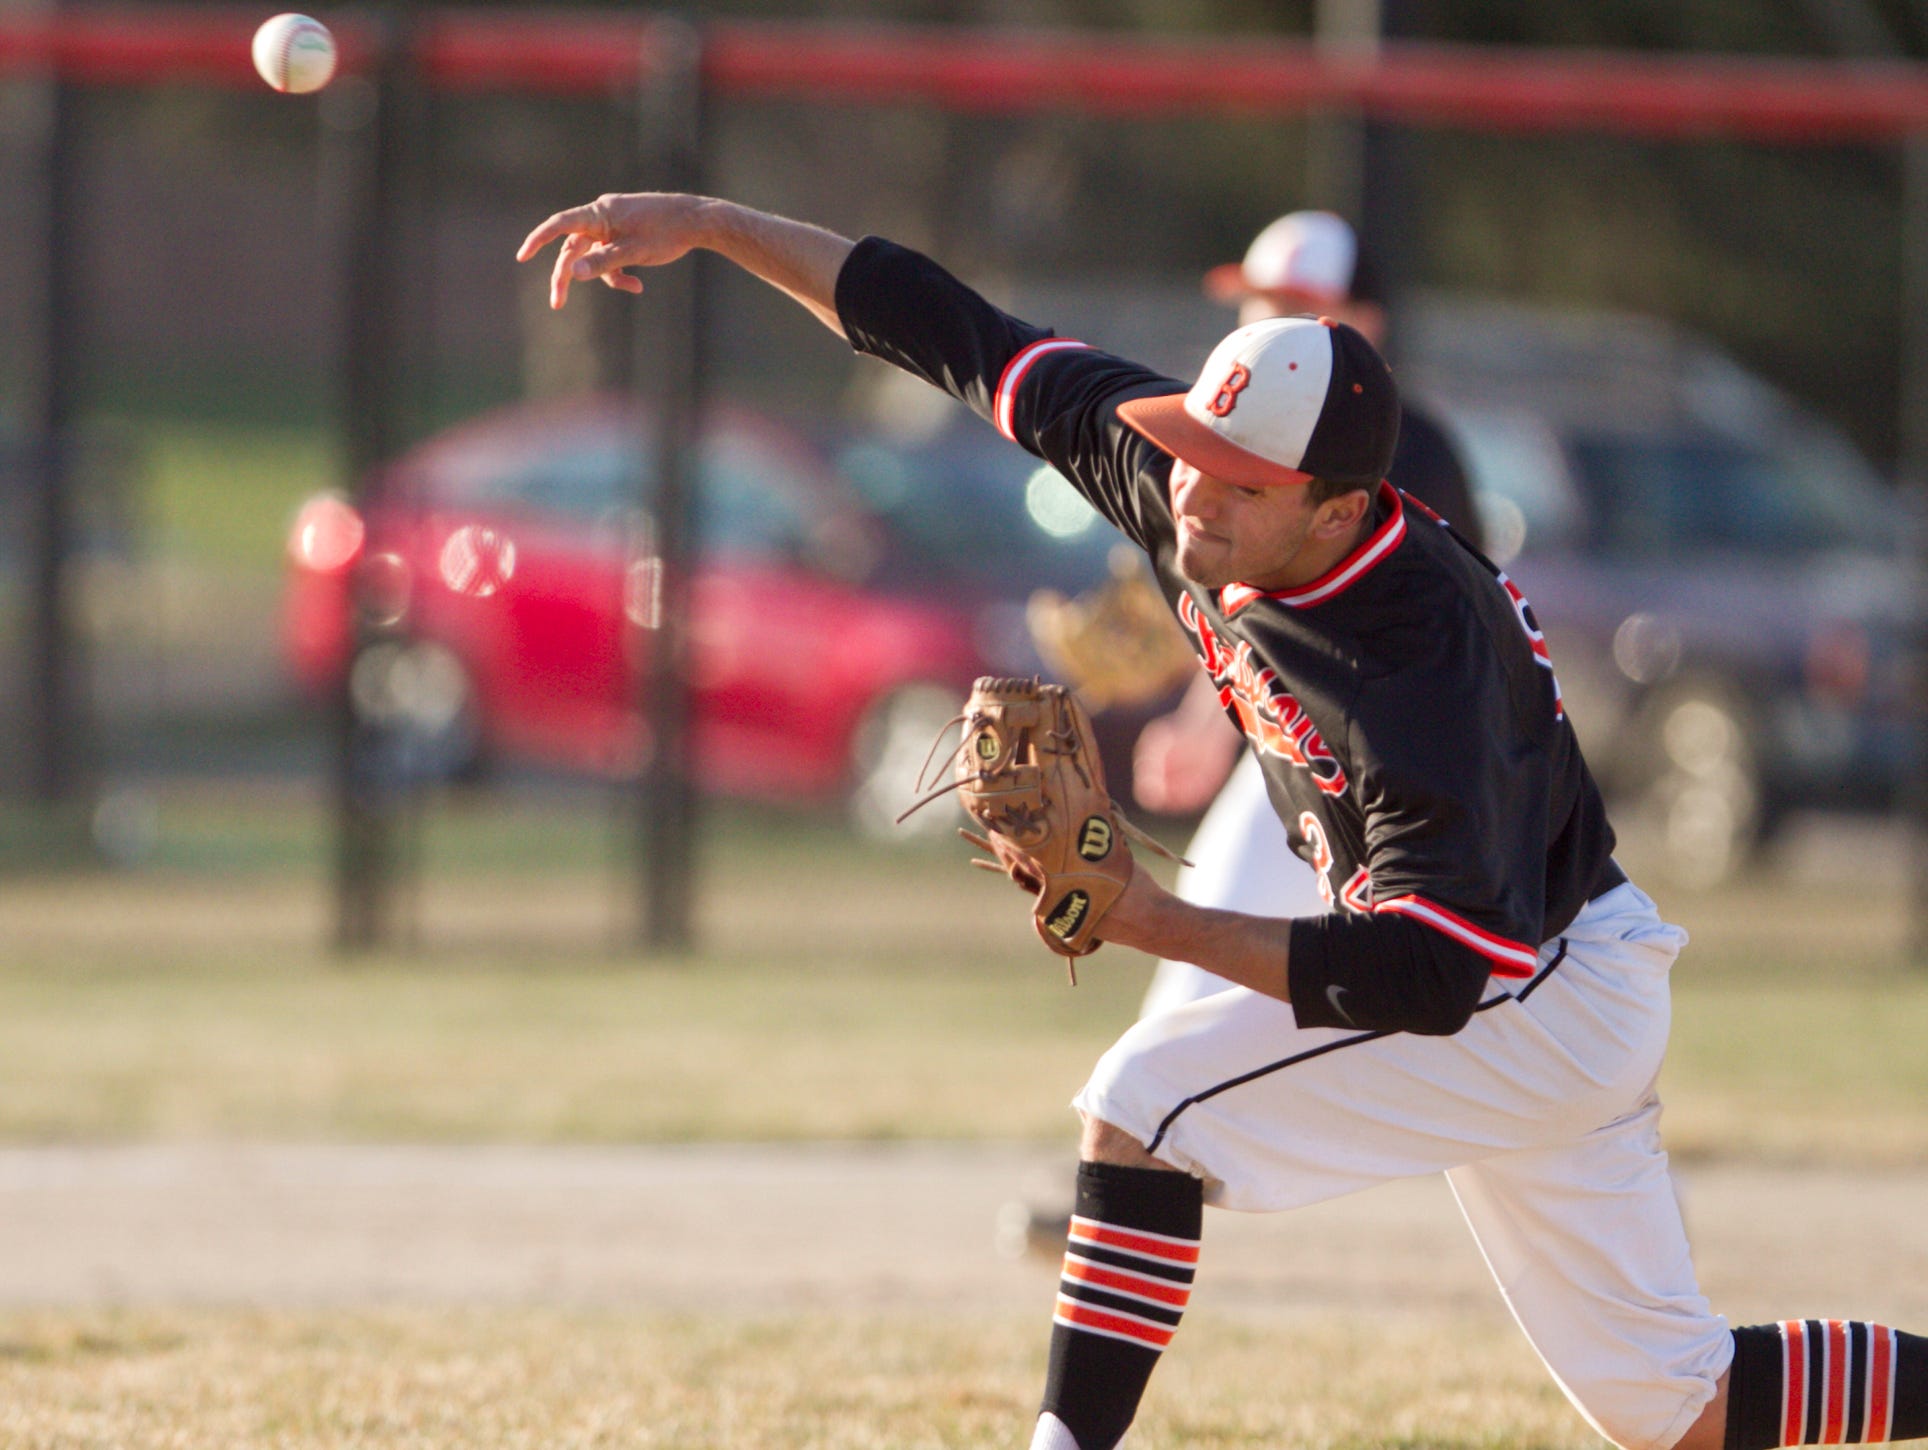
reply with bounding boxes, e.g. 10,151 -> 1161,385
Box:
1142,940 -> 1571,1157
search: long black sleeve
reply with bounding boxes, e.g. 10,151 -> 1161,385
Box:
1287,911 -> 1496,1036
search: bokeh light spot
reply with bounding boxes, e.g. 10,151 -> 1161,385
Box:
439,525 -> 517,597
1024,466 -> 1097,539
290,493 -> 364,572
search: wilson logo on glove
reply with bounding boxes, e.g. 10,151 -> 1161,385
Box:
1077,816 -> 1113,861
1045,890 -> 1091,941
896,676 -> 1188,983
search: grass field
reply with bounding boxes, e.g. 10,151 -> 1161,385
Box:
3,784 -> 1927,1160
0,1305 -> 1594,1450
141,421 -> 340,572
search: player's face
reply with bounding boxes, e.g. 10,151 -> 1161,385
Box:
1167,459 -> 1322,591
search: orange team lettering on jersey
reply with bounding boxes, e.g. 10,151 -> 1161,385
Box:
1179,595 -> 1348,798
1180,592 -> 1233,674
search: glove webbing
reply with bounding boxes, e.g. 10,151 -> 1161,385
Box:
897,708 -> 1190,868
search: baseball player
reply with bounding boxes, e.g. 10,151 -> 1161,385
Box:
1137,209 -> 1487,1019
518,193 -> 1928,1450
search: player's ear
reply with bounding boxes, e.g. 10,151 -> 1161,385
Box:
1309,486 -> 1372,540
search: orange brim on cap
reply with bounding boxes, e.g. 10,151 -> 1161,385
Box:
1116,392 -> 1316,489
1202,262 -> 1348,309
1202,262 -> 1253,303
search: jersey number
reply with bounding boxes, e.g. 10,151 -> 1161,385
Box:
1299,812 -> 1334,910
1300,812 -> 1374,916
1498,571 -> 1566,719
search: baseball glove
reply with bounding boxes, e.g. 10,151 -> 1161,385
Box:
1026,544 -> 1198,712
898,676 -> 1187,982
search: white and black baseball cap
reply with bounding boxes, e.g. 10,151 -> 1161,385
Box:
1203,210 -> 1383,308
1115,315 -> 1399,489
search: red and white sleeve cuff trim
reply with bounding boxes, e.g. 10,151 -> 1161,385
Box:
1373,895 -> 1539,978
994,338 -> 1088,441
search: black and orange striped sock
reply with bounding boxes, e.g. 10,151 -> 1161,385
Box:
1727,1321 -> 1928,1450
1029,1161 -> 1203,1450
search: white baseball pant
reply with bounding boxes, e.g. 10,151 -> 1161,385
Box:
1078,880 -> 1732,1450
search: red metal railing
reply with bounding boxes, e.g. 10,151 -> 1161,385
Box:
0,7 -> 1924,142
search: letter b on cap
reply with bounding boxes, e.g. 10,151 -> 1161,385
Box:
1206,363 -> 1251,418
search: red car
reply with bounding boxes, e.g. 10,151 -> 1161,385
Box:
282,394 -> 1021,834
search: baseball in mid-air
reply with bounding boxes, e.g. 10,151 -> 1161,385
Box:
252,13 -> 336,94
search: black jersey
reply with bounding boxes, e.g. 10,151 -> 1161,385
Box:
837,238 -> 1623,1029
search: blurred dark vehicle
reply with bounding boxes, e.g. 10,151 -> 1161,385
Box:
281,394 -> 1140,834
1404,299 -> 1913,886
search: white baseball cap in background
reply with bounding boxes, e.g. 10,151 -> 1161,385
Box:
1204,211 -> 1361,307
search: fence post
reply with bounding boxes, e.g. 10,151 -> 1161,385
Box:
1903,132 -> 1928,963
633,17 -> 706,954
323,9 -> 423,952
25,52 -> 87,818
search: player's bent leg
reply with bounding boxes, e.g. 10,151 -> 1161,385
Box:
1079,1113 -> 1182,1170
1048,883 -> 1688,1447
1446,1097 -> 1733,1450
1074,935 -> 1664,1213
1673,1369 -> 1732,1450
1030,1144 -> 1202,1450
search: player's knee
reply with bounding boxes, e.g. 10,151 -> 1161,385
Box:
1078,1114 -> 1177,1170
1074,1024 -> 1189,1164
1589,1407 -> 1664,1450
1556,1371 -> 1723,1450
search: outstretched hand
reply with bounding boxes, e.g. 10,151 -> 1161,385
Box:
516,191 -> 853,335
515,192 -> 707,311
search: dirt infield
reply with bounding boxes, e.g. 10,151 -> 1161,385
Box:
6,1142 -> 1927,1328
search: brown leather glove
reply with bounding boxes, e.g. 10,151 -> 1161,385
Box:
900,677 -> 1186,981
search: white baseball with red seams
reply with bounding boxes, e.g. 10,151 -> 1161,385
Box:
252,13 -> 337,95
